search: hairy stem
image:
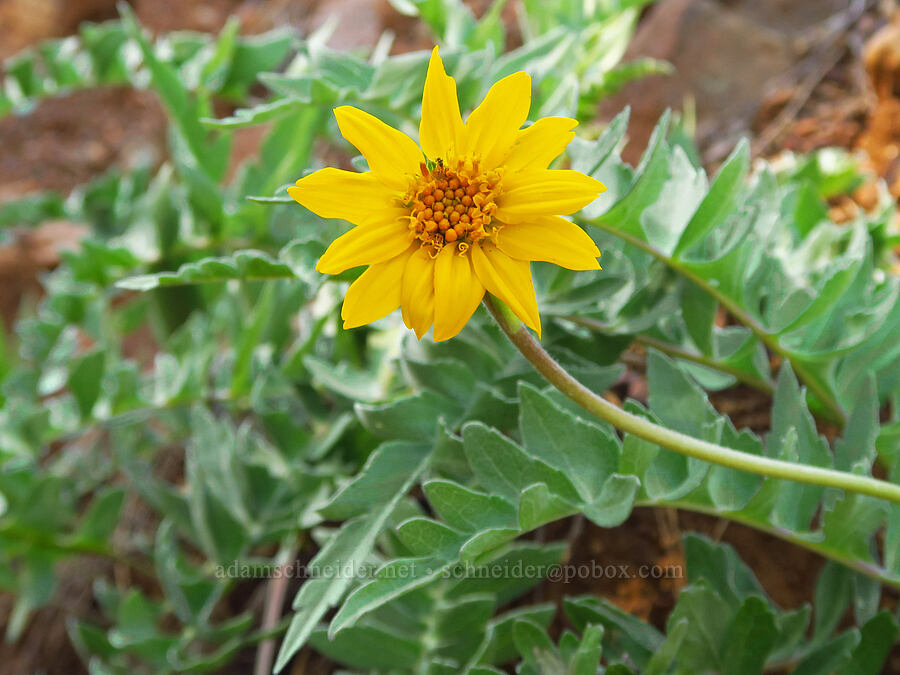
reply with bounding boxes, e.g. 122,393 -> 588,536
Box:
641,501 -> 900,590
585,218 -> 847,426
0,523 -> 155,577
563,315 -> 775,395
485,296 -> 900,505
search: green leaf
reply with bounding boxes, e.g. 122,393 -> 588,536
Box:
459,528 -> 521,562
119,3 -> 229,179
68,350 -> 105,419
813,562 -> 852,643
582,474 -> 640,527
116,250 -> 298,290
518,383 -> 619,502
720,597 -> 778,675
665,582 -> 731,669
706,423 -> 764,510
563,596 -> 663,667
403,357 -> 478,404
448,543 -> 565,605
204,98 -> 306,129
153,520 -> 221,625
647,350 -> 719,436
681,278 -> 717,355
834,375 -> 878,472
640,353 -> 716,493
514,617 -> 562,672
838,611 -> 899,675
462,422 -> 581,504
321,442 -> 433,520
774,227 -> 867,335
309,625 -> 421,670
357,392 -> 462,441
75,488 -> 125,544
274,443 -> 432,672
396,518 -> 467,557
328,555 -> 449,637
770,606 -> 813,663
229,282 -> 274,397
769,364 -> 832,532
674,139 -> 749,257
792,631 -> 860,675
641,145 -> 708,256
683,535 -> 767,611
570,624 -> 604,675
423,480 -> 518,532
433,595 -> 496,662
304,355 -> 384,403
592,110 -> 671,241
476,604 -> 556,666
644,618 -> 688,675
618,400 -> 661,485
517,483 -> 576,530
850,573 -> 880,626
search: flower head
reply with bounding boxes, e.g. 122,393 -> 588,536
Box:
289,47 -> 605,341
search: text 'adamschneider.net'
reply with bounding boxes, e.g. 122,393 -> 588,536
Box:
216,560 -> 684,583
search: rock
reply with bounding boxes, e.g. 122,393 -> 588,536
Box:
304,0 -> 385,50
0,220 -> 89,326
0,0 -> 117,59
599,0 -> 842,164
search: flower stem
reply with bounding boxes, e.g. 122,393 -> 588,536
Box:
484,296 -> 900,505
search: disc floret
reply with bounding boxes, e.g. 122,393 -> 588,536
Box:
406,157 -> 502,254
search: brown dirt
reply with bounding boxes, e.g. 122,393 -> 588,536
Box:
0,220 -> 89,329
0,0 -> 118,60
0,87 -> 166,199
0,557 -> 111,673
0,85 -> 166,329
537,506 -> 825,643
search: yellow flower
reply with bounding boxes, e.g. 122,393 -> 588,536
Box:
289,47 -> 605,341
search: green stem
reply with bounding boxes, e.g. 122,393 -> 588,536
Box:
564,315 -> 775,395
585,218 -> 847,426
49,392 -> 255,448
243,615 -> 293,646
485,296 -> 900,505
0,523 -> 155,577
637,334 -> 775,394
638,501 -> 900,590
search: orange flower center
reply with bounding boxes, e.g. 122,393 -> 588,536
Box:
405,158 -> 502,254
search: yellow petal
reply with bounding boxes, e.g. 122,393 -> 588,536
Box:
316,213 -> 411,274
471,242 -> 541,337
419,47 -> 463,161
401,246 -> 436,339
341,247 -> 414,329
496,216 -> 601,270
503,117 -> 578,173
461,70 -> 531,170
433,244 -> 485,341
288,168 -> 395,225
496,169 -> 606,222
334,106 -> 423,191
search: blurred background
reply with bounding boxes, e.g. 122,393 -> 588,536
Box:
1,0 -> 899,672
